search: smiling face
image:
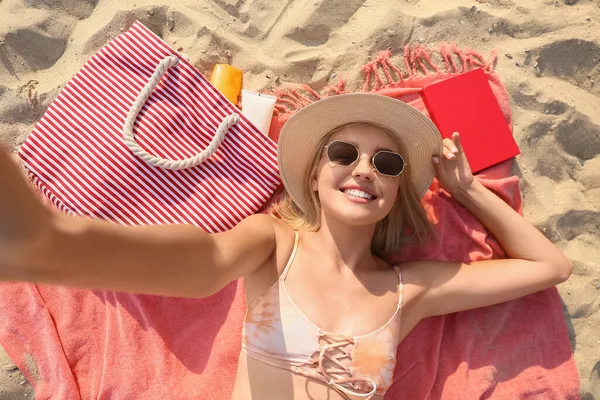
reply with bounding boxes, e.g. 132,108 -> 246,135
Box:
310,123 -> 403,227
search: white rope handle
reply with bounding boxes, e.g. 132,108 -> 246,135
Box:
123,55 -> 240,170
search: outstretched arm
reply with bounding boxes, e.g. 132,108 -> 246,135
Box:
0,146 -> 276,298
403,133 -> 572,318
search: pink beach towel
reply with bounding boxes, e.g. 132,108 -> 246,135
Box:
0,26 -> 579,400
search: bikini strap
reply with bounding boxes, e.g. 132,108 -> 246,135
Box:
280,230 -> 300,281
393,265 -> 404,307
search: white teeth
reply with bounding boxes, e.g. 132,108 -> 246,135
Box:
343,189 -> 374,200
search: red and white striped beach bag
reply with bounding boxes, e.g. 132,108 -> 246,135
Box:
18,21 -> 280,231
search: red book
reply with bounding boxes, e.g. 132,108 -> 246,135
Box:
421,68 -> 520,173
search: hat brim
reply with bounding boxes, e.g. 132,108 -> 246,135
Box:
277,93 -> 444,212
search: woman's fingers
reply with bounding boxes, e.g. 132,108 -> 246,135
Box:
451,132 -> 464,153
441,132 -> 467,160
437,132 -> 465,163
440,138 -> 454,159
443,146 -> 456,160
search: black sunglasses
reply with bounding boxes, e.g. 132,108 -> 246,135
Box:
324,140 -> 406,177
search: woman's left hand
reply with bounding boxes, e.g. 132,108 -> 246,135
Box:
432,132 -> 475,199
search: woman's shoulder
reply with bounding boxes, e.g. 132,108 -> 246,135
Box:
241,214 -> 297,303
266,215 -> 297,272
241,213 -> 296,272
241,213 -> 295,242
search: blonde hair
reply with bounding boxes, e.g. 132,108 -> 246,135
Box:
270,124 -> 437,257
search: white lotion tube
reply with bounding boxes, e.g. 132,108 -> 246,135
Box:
241,90 -> 277,135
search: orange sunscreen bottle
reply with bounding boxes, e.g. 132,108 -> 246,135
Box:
209,64 -> 243,106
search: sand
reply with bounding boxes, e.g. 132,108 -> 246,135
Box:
0,0 -> 599,398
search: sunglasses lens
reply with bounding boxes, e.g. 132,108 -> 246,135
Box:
373,152 -> 405,176
327,141 -> 359,166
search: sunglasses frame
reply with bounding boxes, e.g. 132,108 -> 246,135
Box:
324,140 -> 406,177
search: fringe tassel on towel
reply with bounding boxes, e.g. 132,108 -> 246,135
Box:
271,43 -> 498,116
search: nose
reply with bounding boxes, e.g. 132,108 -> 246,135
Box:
351,155 -> 375,180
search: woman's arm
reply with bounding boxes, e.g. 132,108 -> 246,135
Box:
0,146 -> 276,298
403,133 -> 572,318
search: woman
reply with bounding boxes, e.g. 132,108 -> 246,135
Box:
0,93 -> 572,399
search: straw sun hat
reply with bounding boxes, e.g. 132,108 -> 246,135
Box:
277,93 -> 444,212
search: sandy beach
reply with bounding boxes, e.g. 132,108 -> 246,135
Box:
0,0 -> 599,398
